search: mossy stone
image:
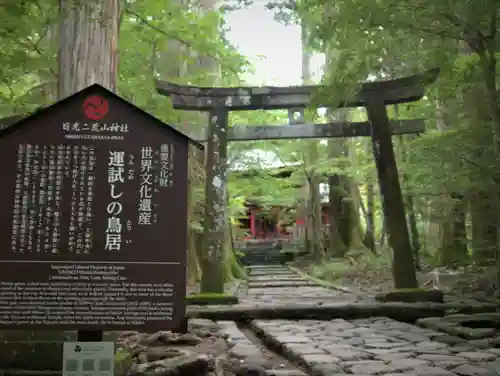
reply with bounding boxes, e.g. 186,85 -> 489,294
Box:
186,293 -> 239,306
375,288 -> 444,303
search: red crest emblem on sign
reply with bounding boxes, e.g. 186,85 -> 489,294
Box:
82,95 -> 109,120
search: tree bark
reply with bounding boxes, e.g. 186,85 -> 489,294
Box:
13,0 -> 122,363
451,193 -> 468,265
438,194 -> 468,268
327,173 -> 348,257
459,46 -> 498,266
326,113 -> 352,253
462,32 -> 500,282
406,194 -> 421,270
470,189 -> 497,264
301,22 -> 323,261
348,181 -> 370,251
337,174 -> 353,248
58,0 -> 119,98
306,171 -> 324,261
379,216 -> 387,247
363,181 -> 376,253
187,172 -> 202,284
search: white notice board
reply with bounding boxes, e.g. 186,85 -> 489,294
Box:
63,342 -> 115,376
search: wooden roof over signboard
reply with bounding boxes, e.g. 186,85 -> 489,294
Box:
0,85 -> 203,150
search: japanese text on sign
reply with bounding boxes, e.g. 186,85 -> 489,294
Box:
159,144 -> 174,188
106,151 -> 125,251
138,147 -> 154,226
62,122 -> 129,133
11,144 -> 96,255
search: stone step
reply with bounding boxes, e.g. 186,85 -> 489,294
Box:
241,252 -> 282,257
247,264 -> 290,269
251,277 -> 306,282
240,248 -> 280,254
241,255 -> 282,261
239,257 -> 283,266
248,270 -> 293,276
238,249 -> 285,267
247,266 -> 290,271
242,251 -> 281,257
248,281 -> 317,289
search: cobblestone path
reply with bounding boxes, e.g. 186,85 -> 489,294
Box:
238,264 -> 359,306
227,264 -> 500,375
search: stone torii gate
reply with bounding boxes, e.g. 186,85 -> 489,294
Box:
156,68 -> 439,292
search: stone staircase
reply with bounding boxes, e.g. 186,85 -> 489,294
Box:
237,241 -> 283,266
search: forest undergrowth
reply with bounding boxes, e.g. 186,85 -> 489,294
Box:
296,250 -> 500,300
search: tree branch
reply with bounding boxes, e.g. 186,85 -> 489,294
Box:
460,156 -> 494,175
396,1 -> 485,44
125,9 -> 240,75
486,8 -> 497,56
151,39 -> 158,74
0,71 -> 16,102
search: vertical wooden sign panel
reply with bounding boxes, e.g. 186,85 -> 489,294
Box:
0,85 -> 195,331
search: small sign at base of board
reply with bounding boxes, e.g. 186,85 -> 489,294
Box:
63,341 -> 114,376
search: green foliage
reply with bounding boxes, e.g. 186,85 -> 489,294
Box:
308,251 -> 394,290
227,110 -> 308,216
0,0 -> 248,120
404,125 -> 496,196
114,348 -> 133,376
0,1 -> 58,114
118,0 -> 248,126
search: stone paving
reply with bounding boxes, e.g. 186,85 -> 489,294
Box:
238,265 -> 497,308
251,317 -> 500,375
239,265 -> 356,306
233,265 -> 500,375
417,313 -> 500,349
217,320 -> 307,375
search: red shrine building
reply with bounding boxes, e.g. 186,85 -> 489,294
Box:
231,152 -> 330,244
237,202 -> 330,242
